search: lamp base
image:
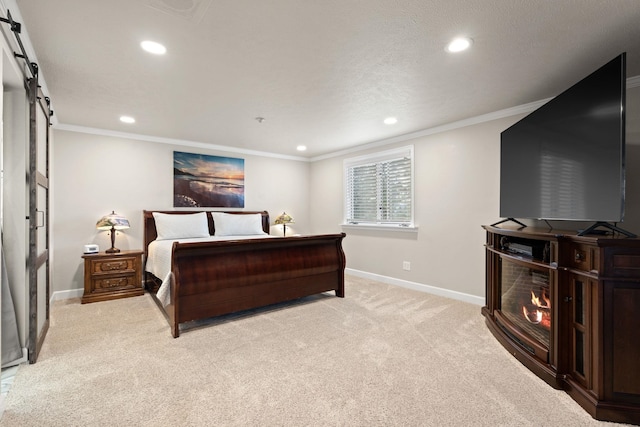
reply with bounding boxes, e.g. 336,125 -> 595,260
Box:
105,226 -> 121,253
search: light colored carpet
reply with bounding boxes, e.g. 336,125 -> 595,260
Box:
0,275 -> 628,426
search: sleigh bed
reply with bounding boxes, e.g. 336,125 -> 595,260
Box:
143,210 -> 346,337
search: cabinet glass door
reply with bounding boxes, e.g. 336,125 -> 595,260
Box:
569,275 -> 591,387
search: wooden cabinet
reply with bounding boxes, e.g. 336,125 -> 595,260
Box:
81,250 -> 144,304
482,225 -> 640,424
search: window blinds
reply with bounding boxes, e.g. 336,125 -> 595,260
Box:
345,146 -> 413,225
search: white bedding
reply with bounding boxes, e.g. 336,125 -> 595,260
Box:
146,235 -> 276,306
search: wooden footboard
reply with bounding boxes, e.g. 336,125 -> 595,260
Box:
167,233 -> 346,337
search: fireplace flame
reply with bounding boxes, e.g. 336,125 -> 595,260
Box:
522,289 -> 551,330
530,290 -> 550,310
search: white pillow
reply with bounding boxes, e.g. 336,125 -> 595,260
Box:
152,212 -> 210,240
212,212 -> 266,236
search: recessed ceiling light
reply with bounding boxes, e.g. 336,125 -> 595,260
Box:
120,115 -> 135,124
446,37 -> 473,53
141,40 -> 167,55
384,117 -> 398,125
297,145 -> 307,151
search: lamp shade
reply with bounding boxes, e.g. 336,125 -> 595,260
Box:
96,211 -> 130,230
274,212 -> 294,237
274,212 -> 294,225
96,211 -> 129,253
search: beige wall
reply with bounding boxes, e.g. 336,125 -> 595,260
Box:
625,86 -> 640,228
51,130 -> 310,296
51,86 -> 640,302
310,117 -> 515,300
310,86 -> 640,300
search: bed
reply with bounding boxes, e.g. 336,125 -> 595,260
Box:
143,210 -> 346,337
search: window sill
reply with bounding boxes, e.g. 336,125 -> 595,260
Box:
341,223 -> 418,233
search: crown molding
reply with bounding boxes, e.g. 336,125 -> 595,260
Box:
54,123 -> 310,162
309,98 -> 551,162
311,74 -> 640,162
58,72 -> 639,164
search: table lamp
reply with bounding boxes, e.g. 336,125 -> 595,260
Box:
274,212 -> 294,236
96,211 -> 130,253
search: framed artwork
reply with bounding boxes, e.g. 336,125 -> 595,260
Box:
173,151 -> 245,208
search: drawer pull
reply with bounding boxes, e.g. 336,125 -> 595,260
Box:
575,252 -> 585,262
100,261 -> 127,271
98,278 -> 129,288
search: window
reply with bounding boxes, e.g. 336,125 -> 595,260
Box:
344,145 -> 414,228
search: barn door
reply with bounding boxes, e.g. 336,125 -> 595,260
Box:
27,76 -> 50,363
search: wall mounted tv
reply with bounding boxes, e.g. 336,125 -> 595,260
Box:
499,53 -> 629,235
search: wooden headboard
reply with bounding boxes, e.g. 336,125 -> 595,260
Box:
142,210 -> 270,254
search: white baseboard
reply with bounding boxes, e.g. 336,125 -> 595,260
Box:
49,275 -> 485,307
346,268 -> 485,306
50,288 -> 83,303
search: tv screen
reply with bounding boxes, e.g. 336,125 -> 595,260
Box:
499,53 -> 626,222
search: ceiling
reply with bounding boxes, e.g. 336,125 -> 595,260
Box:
10,0 -> 640,159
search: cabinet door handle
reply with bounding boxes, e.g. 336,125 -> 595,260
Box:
564,296 -> 573,303
36,210 -> 45,228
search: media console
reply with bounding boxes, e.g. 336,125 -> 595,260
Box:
482,225 -> 640,424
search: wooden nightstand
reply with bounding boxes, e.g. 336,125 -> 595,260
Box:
81,250 -> 144,304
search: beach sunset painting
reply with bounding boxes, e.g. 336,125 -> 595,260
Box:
173,151 -> 245,208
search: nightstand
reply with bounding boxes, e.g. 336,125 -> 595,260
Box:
81,250 -> 144,304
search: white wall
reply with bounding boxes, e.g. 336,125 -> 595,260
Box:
51,130 -> 310,295
310,116 -> 516,300
310,85 -> 640,300
624,86 -> 640,228
51,86 -> 640,302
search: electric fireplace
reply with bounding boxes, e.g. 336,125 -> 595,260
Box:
482,224 -> 640,425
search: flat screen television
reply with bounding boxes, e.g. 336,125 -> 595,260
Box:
499,53 -> 626,230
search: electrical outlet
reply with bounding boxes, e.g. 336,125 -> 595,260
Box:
403,261 -> 411,271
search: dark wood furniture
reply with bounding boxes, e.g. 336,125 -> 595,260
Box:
143,210 -> 346,338
81,250 -> 144,304
482,224 -> 640,424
